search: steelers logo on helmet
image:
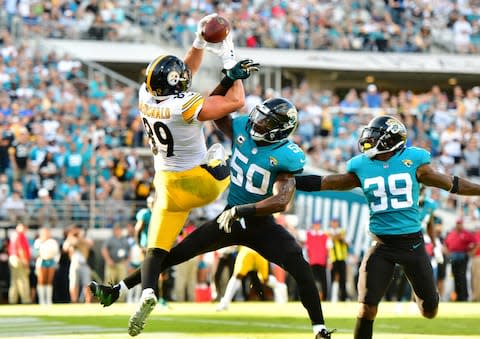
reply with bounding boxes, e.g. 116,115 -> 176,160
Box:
248,98 -> 298,143
358,115 -> 407,158
145,55 -> 192,99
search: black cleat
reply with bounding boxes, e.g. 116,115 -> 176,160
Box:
89,281 -> 120,307
315,328 -> 336,339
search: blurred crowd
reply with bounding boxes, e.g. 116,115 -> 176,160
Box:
0,29 -> 155,226
3,0 -> 480,53
2,26 -> 480,223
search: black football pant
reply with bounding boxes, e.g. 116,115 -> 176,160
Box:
331,260 -> 347,301
358,231 -> 439,312
160,212 -> 325,325
311,264 -> 328,300
450,254 -> 469,301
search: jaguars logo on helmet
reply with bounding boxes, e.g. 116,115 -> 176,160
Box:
248,98 -> 298,143
358,115 -> 407,158
145,55 -> 192,99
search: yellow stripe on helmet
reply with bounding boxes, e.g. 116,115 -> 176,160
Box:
146,55 -> 167,96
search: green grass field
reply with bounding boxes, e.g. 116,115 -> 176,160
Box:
0,301 -> 479,339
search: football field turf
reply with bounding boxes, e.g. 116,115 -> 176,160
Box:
0,302 -> 479,339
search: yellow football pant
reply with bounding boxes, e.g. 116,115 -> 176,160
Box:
233,246 -> 269,282
148,164 -> 229,250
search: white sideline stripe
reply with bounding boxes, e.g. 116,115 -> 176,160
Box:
0,317 -> 123,336
155,316 -> 350,333
0,317 -> 43,324
0,326 -> 125,338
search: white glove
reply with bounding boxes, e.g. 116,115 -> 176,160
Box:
206,33 -> 236,69
193,13 -> 218,49
217,207 -> 238,233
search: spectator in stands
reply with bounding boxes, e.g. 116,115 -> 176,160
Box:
364,84 -> 382,108
34,188 -> 58,229
38,152 -> 60,196
0,123 -> 14,173
471,225 -> 480,301
463,88 -> 479,125
88,14 -> 108,40
33,227 -> 59,305
453,15 -> 474,53
440,122 -> 463,165
464,138 -> 480,177
63,225 -> 93,303
328,218 -> 348,302
101,224 -> 129,290
431,216 -> 447,299
305,220 -> 329,301
8,223 -> 31,304
3,190 -> 25,223
444,219 -> 476,301
173,220 -> 199,302
8,126 -> 30,182
213,246 -> 236,302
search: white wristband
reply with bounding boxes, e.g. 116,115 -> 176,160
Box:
193,37 -> 207,49
223,58 -> 236,70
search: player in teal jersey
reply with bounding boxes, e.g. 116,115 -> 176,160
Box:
89,97 -> 334,339
135,196 -> 154,250
295,115 -> 480,339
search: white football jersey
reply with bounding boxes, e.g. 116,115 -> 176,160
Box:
138,83 -> 207,172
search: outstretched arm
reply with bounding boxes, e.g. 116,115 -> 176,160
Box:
217,172 -> 295,232
417,164 -> 480,195
295,172 -> 361,191
184,13 -> 218,75
183,46 -> 204,76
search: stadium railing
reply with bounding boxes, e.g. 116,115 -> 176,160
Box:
0,199 -> 149,230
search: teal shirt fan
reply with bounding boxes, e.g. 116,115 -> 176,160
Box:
227,115 -> 305,206
347,146 -> 431,235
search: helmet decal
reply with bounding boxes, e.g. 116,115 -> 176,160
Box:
167,71 -> 180,86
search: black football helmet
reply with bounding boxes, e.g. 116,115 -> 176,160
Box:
358,115 -> 407,158
145,55 -> 191,99
248,98 -> 298,143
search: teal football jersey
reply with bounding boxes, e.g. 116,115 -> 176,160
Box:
419,197 -> 438,228
135,208 -> 151,248
228,116 -> 305,206
346,147 -> 431,235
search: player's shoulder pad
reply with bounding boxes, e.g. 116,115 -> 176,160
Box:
346,153 -> 366,173
138,83 -> 150,102
180,91 -> 204,122
405,146 -> 431,166
278,141 -> 305,174
231,115 -> 249,136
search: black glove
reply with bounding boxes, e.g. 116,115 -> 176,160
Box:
222,59 -> 260,81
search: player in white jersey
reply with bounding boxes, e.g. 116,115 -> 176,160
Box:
123,14 -> 259,336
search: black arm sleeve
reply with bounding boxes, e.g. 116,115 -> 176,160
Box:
295,175 -> 323,192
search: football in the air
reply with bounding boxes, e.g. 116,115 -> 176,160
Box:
202,15 -> 230,43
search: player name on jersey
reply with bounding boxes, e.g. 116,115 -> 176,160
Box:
138,103 -> 171,119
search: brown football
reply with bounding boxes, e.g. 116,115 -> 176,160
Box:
202,15 -> 230,43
